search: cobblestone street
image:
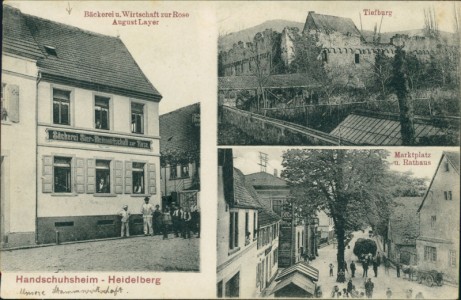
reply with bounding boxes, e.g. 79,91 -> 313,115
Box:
1,235 -> 199,272
310,230 -> 458,299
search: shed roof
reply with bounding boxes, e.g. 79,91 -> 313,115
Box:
330,111 -> 447,145
389,197 -> 421,246
160,103 -> 200,153
3,5 -> 161,101
218,73 -> 319,90
271,272 -> 316,296
276,261 -> 319,282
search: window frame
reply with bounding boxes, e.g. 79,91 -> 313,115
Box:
1,82 -> 9,122
52,155 -> 75,195
449,250 -> 456,268
95,159 -> 112,195
424,246 -> 437,262
94,94 -> 112,130
169,165 -> 178,180
132,161 -> 147,195
444,191 -> 452,200
229,210 -> 239,252
180,163 -> 190,178
354,53 -> 360,64
52,87 -> 72,126
130,101 -> 146,135
431,215 -> 436,228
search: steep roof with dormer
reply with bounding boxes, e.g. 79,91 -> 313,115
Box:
303,12 -> 362,38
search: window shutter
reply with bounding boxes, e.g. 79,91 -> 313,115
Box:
42,155 -> 53,193
75,158 -> 85,193
124,161 -> 132,194
86,159 -> 95,194
148,163 -> 156,195
114,160 -> 123,194
7,84 -> 19,122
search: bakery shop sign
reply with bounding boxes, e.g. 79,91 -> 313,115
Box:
47,129 -> 151,149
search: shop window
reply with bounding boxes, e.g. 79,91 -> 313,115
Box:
54,157 -> 72,193
229,211 -> 239,250
95,96 -> 110,130
53,88 -> 70,125
424,246 -> 437,262
180,164 -> 190,178
444,191 -> 452,200
132,162 -> 145,194
96,160 -> 111,193
131,102 -> 144,134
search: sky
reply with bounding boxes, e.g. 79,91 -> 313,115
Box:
218,1 -> 459,35
233,148 -> 448,180
6,1 -> 217,115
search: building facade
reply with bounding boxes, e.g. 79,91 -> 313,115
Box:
416,152 -> 460,283
1,6 -> 162,247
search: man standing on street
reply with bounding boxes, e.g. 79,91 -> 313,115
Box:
350,260 -> 356,277
396,263 -> 401,278
329,263 -> 334,277
372,260 -> 378,277
182,209 -> 192,239
362,260 -> 369,277
141,197 -> 155,236
119,205 -> 130,237
365,278 -> 374,299
152,204 -> 162,235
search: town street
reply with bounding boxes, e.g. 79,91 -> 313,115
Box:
1,235 -> 199,272
310,230 -> 458,299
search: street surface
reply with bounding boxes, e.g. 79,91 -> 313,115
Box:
310,230 -> 458,299
1,235 -> 199,272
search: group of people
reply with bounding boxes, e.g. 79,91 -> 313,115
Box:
330,278 -> 374,299
119,197 -> 200,239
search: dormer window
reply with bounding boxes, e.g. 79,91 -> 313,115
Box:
44,46 -> 57,57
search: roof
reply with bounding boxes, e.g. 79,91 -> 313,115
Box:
160,103 -> 200,153
389,197 -> 421,246
246,172 -> 288,188
232,168 -> 263,209
3,5 -> 161,101
304,12 -> 362,37
2,6 -> 44,60
276,261 -> 319,282
330,111 -> 447,145
418,151 -> 460,212
218,73 -> 319,90
271,272 -> 316,296
258,207 -> 281,227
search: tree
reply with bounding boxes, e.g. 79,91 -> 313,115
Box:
281,149 -> 393,282
391,45 -> 416,145
353,238 -> 377,258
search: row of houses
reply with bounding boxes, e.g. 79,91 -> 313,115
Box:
217,149 -> 331,297
1,5 -> 199,248
386,151 -> 459,283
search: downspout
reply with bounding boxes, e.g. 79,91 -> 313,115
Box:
35,71 -> 42,244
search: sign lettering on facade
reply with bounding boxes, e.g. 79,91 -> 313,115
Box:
47,129 -> 151,149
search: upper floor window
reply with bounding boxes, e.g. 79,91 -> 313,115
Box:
355,53 -> 360,64
170,165 -> 177,179
54,157 -> 72,193
96,160 -> 111,193
131,103 -> 144,134
272,199 -> 283,216
53,88 -> 70,125
132,162 -> 145,194
444,161 -> 450,172
245,212 -> 250,245
180,164 -> 190,178
1,82 -> 20,123
95,96 -> 110,130
229,211 -> 239,250
431,215 -> 436,228
444,191 -> 452,200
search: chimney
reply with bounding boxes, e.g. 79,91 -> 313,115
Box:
274,169 -> 278,177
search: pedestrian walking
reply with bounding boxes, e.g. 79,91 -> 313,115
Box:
152,204 -> 162,235
362,260 -> 369,277
376,252 -> 381,266
347,279 -> 353,295
141,197 -> 154,236
396,263 -> 401,278
372,260 -> 378,277
386,287 -> 392,299
364,278 -> 374,299
182,209 -> 192,239
329,263 -> 335,277
350,261 -> 356,277
119,205 -> 130,237
162,207 -> 172,239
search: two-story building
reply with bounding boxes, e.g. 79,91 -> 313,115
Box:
1,5 -> 162,247
217,149 -> 260,298
159,103 -> 200,212
416,151 -> 459,283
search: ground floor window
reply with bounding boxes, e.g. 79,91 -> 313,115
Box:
132,162 -> 145,194
225,272 -> 239,298
449,250 -> 456,267
96,160 -> 110,193
217,280 -> 223,298
54,157 -> 72,193
424,246 -> 437,262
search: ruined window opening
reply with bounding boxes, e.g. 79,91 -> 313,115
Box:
322,50 -> 328,62
355,53 -> 360,64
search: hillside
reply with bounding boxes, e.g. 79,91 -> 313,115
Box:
219,19 -> 304,51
